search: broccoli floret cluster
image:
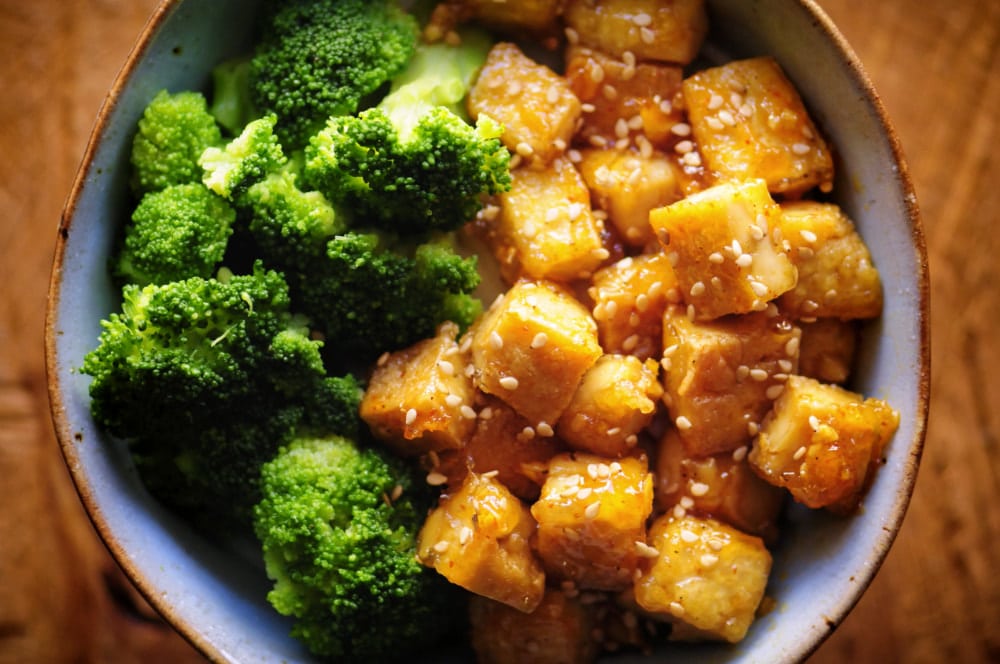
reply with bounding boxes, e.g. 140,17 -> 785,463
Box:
254,435 -> 462,660
249,0 -> 418,151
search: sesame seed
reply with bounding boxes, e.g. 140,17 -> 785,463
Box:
792,142 -> 812,155
499,376 -> 519,390
669,601 -> 686,616
445,394 -> 462,408
675,415 -> 693,430
749,280 -> 769,297
405,408 -> 417,425
546,86 -> 561,104
686,303 -> 696,320
507,81 -> 522,96
536,421 -> 554,437
736,253 -> 754,268
673,504 -> 687,518
793,445 -> 807,460
706,116 -> 725,131
682,151 -> 702,167
659,98 -> 673,114
700,553 -> 719,567
679,496 -> 694,509
674,139 -> 694,154
671,122 -> 692,137
376,351 -> 390,367
718,110 -> 737,126
626,434 -> 638,447
565,27 -> 580,44
690,281 -> 706,297
680,528 -> 698,543
577,487 -> 593,500
739,103 -> 754,117
521,426 -> 535,439
585,502 -> 601,519
586,463 -> 599,479
580,102 -> 597,114
733,445 -> 749,461
800,229 -> 818,243
604,299 -> 619,318
567,148 -> 582,163
460,405 -> 477,420
606,426 -> 622,437
438,360 -> 455,376
459,526 -> 473,545
766,384 -> 785,399
433,540 -> 450,553
690,482 -> 710,497
785,337 -> 801,356
749,368 -> 768,382
588,62 -> 605,83
635,541 -> 660,558
709,251 -> 725,264
464,363 -> 475,377
391,484 -> 404,501
736,364 -> 750,380
592,247 -> 611,260
640,26 -> 655,43
663,343 -> 679,357
515,142 -> 534,157
426,471 -> 448,486
632,12 -> 652,27
623,334 -> 640,352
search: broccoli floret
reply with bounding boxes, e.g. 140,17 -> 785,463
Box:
209,55 -> 259,136
114,183 -> 236,286
253,435 -> 462,661
130,90 -> 223,195
199,113 -> 287,201
81,264 -> 360,527
249,0 -> 418,151
294,232 -> 481,358
243,168 -> 347,272
303,37 -> 511,235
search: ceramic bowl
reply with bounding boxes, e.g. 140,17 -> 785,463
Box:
46,1 -> 929,662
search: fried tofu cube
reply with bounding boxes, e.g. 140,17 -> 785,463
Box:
557,355 -> 663,457
563,0 -> 708,65
649,179 -> 798,320
661,306 -> 801,456
469,590 -> 600,664
417,472 -> 545,612
654,428 -> 784,541
449,0 -> 564,35
634,514 -> 772,643
797,318 -> 858,384
776,201 -> 883,320
491,156 -> 606,282
532,452 -> 654,590
360,322 -> 476,457
588,252 -> 681,360
682,56 -> 834,195
564,46 -> 686,152
749,375 -> 900,513
468,42 -> 581,165
472,280 -> 602,425
436,396 -> 565,502
577,148 -> 682,247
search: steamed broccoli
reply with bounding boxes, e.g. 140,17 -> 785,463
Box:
81,264 -> 361,527
209,55 -> 258,136
130,90 -> 222,195
199,113 -> 287,201
303,37 -> 511,235
249,0 -> 419,151
253,435 -> 462,661
114,183 -> 236,286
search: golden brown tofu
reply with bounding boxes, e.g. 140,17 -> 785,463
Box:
682,56 -> 834,195
531,452 -> 654,590
439,0 -> 566,36
661,305 -> 801,456
359,322 -> 476,457
564,46 -> 686,152
749,375 -> 900,513
563,0 -> 708,66
557,354 -> 663,457
435,396 -> 566,502
577,147 -> 682,247
649,179 -> 798,320
492,156 -> 607,283
469,590 -> 601,664
588,252 -> 681,360
797,317 -> 859,384
776,201 -> 884,320
634,514 -> 772,643
472,280 -> 603,425
468,42 -> 581,166
417,472 -> 545,612
654,428 -> 784,541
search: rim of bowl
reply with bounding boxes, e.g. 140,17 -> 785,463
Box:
44,1 -> 930,662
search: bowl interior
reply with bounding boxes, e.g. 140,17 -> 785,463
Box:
46,1 -> 928,662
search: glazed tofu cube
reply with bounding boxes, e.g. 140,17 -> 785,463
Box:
654,428 -> 784,541
417,472 -> 545,612
564,46 -> 686,152
797,318 -> 859,384
661,306 -> 801,456
468,42 -> 581,165
749,375 -> 900,513
634,514 -> 772,643
564,0 -> 709,65
459,0 -> 564,34
557,355 -> 663,457
469,590 -> 600,664
776,201 -> 884,320
649,179 -> 798,320
589,252 -> 681,360
682,56 -> 834,195
492,156 -> 606,282
360,322 -> 476,457
472,280 -> 602,425
532,452 -> 654,590
436,396 -> 565,501
577,148 -> 682,247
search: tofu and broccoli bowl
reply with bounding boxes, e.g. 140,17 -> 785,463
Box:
48,0 -> 928,662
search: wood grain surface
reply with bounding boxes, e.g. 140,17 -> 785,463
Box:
0,1 -> 996,662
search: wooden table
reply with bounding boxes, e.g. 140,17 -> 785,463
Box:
0,1 -> 996,662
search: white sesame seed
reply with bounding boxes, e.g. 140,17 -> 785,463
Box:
708,251 -> 725,264
679,496 -> 694,509
591,247 -> 611,260
766,384 -> 785,399
585,501 -> 601,520
670,122 -> 692,137
731,239 -> 743,255
405,408 -> 418,425
673,504 -> 687,518
445,394 -> 462,408
603,84 -> 619,101
659,98 -> 673,114
499,376 -> 519,390
640,26 -> 655,43
793,445 -> 807,460
690,281 -> 706,297
546,86 -> 561,104
565,27 -> 580,44
529,332 -> 549,350
675,415 -> 693,431
749,280 -> 769,297
459,526 -> 473,545
577,487 -> 593,500
460,405 -> 477,420
581,102 -> 597,114
635,541 -> 660,558
792,142 -> 812,155
604,299 -> 619,318
669,601 -> 686,616
623,334 -> 640,352
437,360 -> 455,376
426,471 -> 448,486
739,102 -> 754,117
433,540 -> 450,553
674,139 -> 694,154
690,482 -> 710,497
588,62 -> 605,83
708,93 -> 724,110
489,331 -> 504,350
706,116 -> 725,131
536,421 -> 554,437
800,229 -> 818,243
718,110 -> 737,126
700,553 -> 719,567
736,364 -> 750,380
733,445 -> 749,461
785,337 -> 801,356
626,434 -> 638,447
736,253 -> 753,268
749,368 -> 769,382
682,151 -> 702,167
376,351 -> 390,367
520,425 -> 535,439
680,528 -> 698,543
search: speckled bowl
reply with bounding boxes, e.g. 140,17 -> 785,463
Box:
46,1 -> 929,662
